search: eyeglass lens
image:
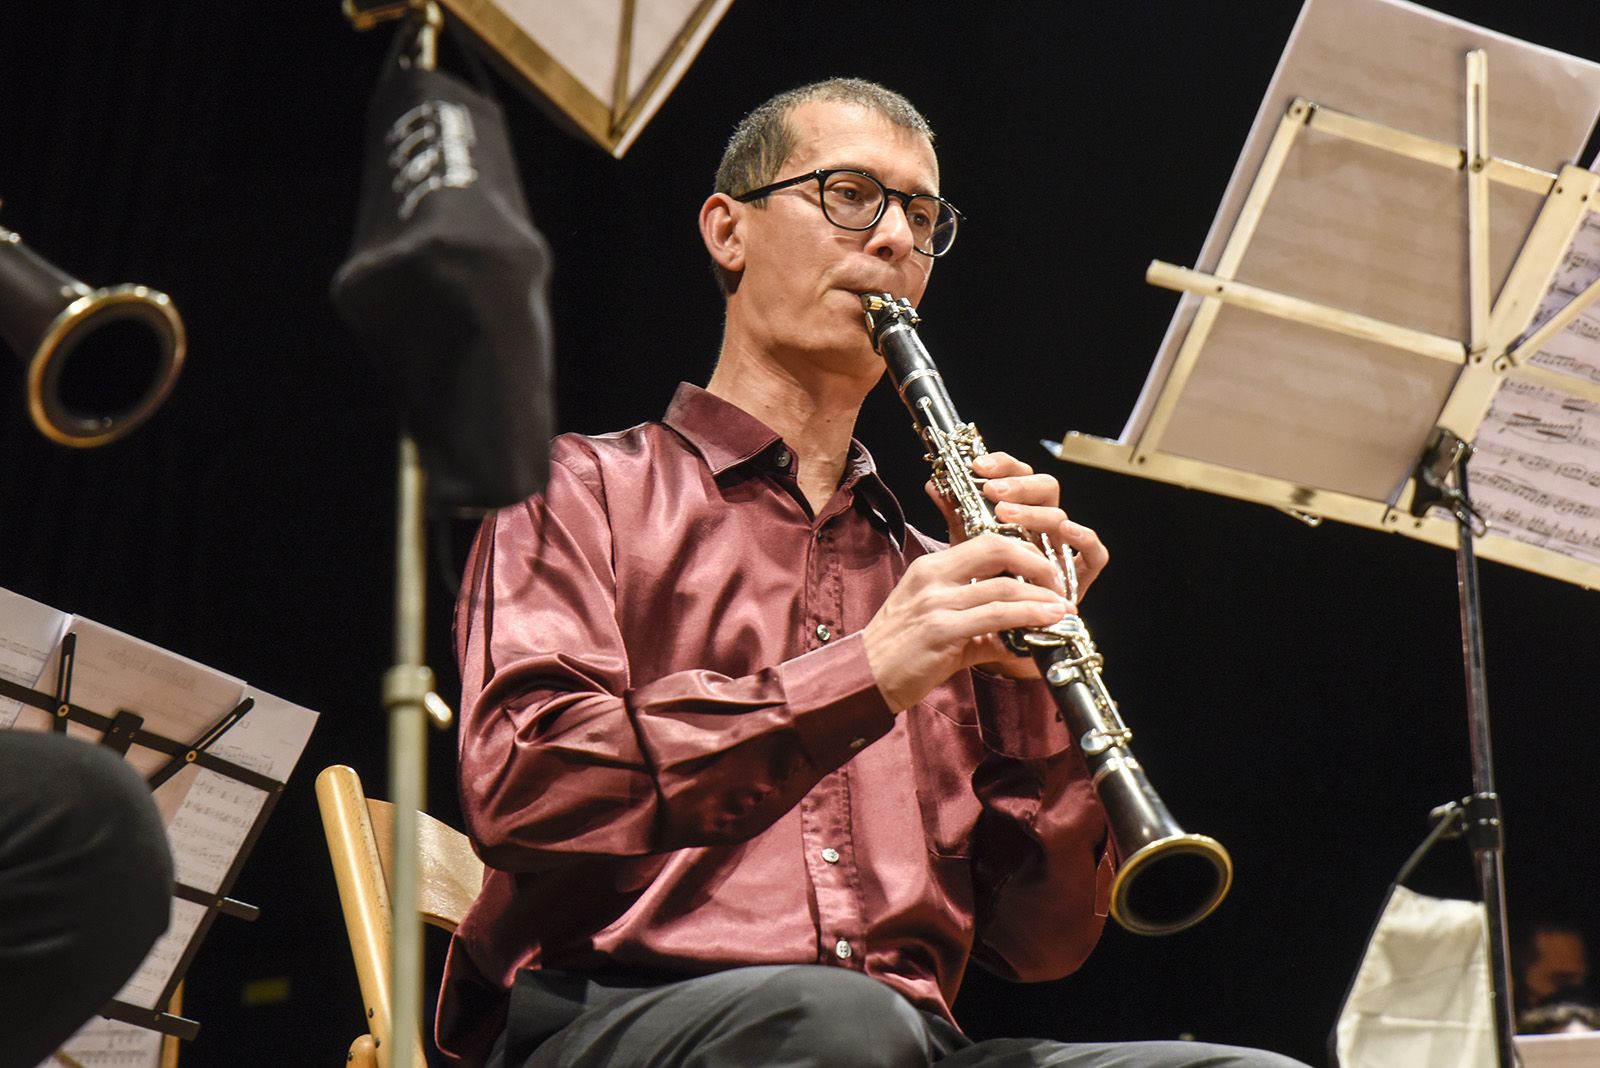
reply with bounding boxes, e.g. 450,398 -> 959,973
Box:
819,171 -> 957,255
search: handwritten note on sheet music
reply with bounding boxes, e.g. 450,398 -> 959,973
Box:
0,588 -> 67,729
42,617 -> 246,778
1473,216 -> 1600,562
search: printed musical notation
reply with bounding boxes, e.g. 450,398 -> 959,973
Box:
207,688 -> 318,783
114,898 -> 205,1012
1525,212 -> 1600,382
49,1017 -> 162,1068
168,770 -> 268,893
1474,378 -> 1600,564
1460,199 -> 1600,562
0,589 -> 68,730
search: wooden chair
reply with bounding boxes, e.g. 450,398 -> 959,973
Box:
315,765 -> 483,1068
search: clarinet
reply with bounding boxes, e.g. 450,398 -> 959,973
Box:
860,293 -> 1232,936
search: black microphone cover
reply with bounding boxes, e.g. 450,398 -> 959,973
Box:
331,38 -> 554,510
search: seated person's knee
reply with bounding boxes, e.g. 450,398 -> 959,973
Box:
740,966 -> 931,1066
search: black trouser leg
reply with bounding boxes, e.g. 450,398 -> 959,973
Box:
0,731 -> 173,1068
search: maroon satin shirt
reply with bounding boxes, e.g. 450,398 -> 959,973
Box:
438,384 -> 1111,1065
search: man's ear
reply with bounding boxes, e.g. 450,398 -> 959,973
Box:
699,193 -> 744,275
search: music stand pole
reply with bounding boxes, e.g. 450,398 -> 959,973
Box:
1449,450 -> 1519,1068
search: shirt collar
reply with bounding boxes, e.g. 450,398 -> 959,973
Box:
663,382 -> 782,476
663,382 -> 907,547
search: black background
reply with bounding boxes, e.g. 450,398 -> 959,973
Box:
3,2 -> 1598,1065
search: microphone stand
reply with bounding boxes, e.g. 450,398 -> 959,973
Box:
384,430 -> 452,1068
345,9 -> 455,1064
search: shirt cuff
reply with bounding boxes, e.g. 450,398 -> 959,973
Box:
972,669 -> 1071,760
777,634 -> 895,766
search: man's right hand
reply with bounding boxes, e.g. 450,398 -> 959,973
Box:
861,532 -> 1071,713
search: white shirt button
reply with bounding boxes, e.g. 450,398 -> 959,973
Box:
821,847 -> 840,864
774,447 -> 791,469
815,623 -> 832,642
834,939 -> 852,960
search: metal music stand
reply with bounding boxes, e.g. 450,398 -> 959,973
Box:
1049,1 -> 1600,1063
337,2 -> 733,1064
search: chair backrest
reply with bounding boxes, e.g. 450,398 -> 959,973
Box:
316,764 -> 484,1068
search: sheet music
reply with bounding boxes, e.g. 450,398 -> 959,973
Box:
1472,380 -> 1600,562
41,1018 -> 161,1068
157,685 -> 316,889
1123,0 -> 1600,453
167,768 -> 269,893
112,898 -> 206,1012
0,587 -> 68,729
208,687 -> 319,783
2,586 -> 321,1048
1472,205 -> 1600,560
1525,210 -> 1600,374
35,617 -> 246,779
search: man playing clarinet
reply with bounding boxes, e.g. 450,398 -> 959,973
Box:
439,77 -> 1305,1068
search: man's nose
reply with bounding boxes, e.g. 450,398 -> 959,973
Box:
865,199 -> 916,259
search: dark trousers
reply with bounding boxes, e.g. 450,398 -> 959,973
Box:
491,965 -> 1310,1068
0,731 -> 174,1068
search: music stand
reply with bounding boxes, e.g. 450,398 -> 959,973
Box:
0,586 -> 318,1065
1048,1 -> 1600,1064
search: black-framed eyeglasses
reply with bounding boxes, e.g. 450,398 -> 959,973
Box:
734,168 -> 963,257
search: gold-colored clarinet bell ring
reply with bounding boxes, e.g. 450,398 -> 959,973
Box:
1108,832 -> 1234,937
26,284 -> 187,448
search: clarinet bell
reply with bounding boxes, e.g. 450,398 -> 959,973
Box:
0,224 -> 185,447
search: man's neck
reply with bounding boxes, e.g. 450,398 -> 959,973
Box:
705,342 -> 873,515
